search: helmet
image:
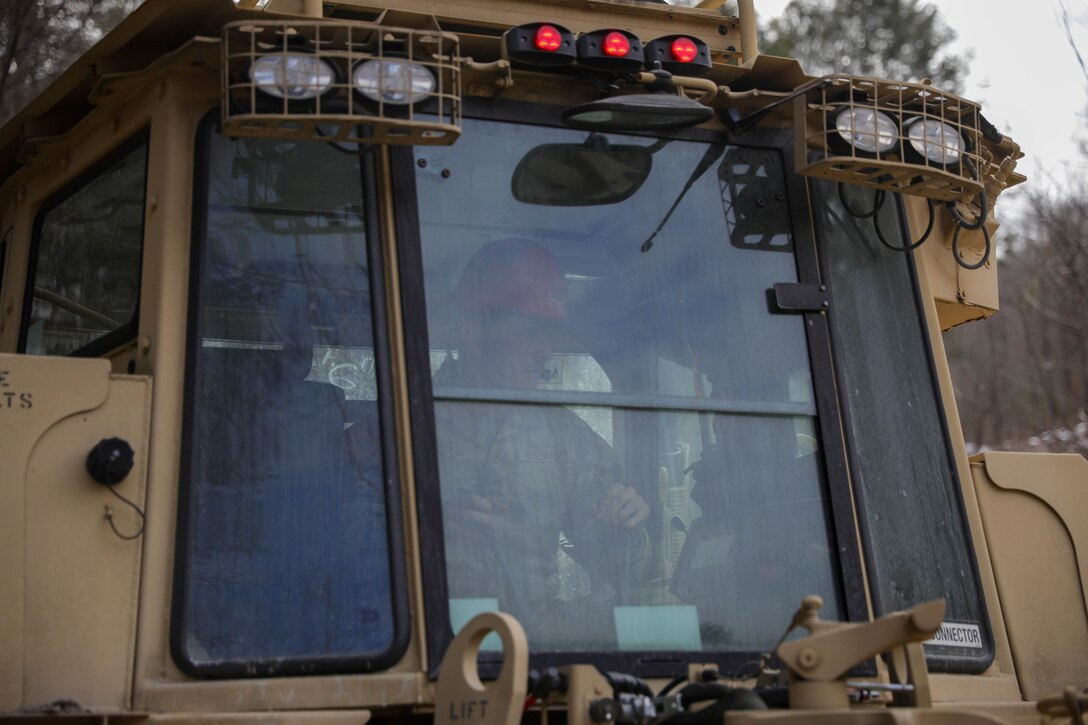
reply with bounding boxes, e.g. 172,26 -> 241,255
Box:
453,239 -> 568,320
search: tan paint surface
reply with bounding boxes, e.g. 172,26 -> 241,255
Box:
141,714 -> 372,724
268,0 -> 738,52
24,374 -> 152,711
912,223 -> 1021,696
0,355 -> 110,709
973,452 -> 1088,701
375,145 -> 429,675
435,613 -> 528,725
0,353 -> 151,712
912,197 -> 999,332
128,75 -> 216,697
141,673 -> 428,713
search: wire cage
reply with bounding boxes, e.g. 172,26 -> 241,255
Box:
222,19 -> 462,145
794,76 -> 988,204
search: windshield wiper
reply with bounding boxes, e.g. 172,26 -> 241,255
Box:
640,143 -> 725,253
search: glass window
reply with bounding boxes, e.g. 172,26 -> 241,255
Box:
174,125 -> 398,674
22,137 -> 147,356
817,183 -> 992,671
414,118 -> 842,654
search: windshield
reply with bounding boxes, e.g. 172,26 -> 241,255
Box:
414,117 -> 842,654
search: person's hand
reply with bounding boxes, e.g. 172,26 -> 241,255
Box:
444,490 -> 523,540
592,484 -> 649,529
447,491 -> 504,525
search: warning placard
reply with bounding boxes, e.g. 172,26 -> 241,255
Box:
924,621 -> 984,649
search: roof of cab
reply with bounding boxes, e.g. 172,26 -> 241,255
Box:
0,0 -> 246,184
0,0 -> 806,185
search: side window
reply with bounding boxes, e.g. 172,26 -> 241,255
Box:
817,182 -> 993,672
172,120 -> 405,677
21,136 -> 148,356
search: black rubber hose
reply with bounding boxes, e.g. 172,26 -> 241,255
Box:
838,182 -> 886,219
874,198 -> 935,252
952,221 -> 992,270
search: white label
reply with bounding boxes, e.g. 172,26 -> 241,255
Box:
924,622 -> 984,649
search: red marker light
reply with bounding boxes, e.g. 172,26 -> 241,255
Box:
604,31 -> 631,57
577,29 -> 643,71
645,34 -> 710,75
505,22 -> 575,65
670,37 -> 698,63
535,24 -> 562,52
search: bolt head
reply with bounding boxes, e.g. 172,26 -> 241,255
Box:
798,647 -> 820,670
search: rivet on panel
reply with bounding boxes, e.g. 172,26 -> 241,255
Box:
149,195 -> 159,212
140,336 -> 152,353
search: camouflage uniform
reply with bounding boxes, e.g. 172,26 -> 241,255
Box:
435,393 -> 650,646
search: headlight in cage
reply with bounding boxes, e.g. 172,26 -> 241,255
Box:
352,58 -> 436,106
249,53 -> 336,100
903,117 -> 964,168
829,107 -> 900,157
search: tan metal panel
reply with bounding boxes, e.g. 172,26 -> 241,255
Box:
0,354 -> 111,710
972,452 -> 1088,702
126,77 -> 213,696
22,370 -> 151,711
912,232 -> 1021,697
913,200 -> 999,332
141,673 -> 428,713
143,714 -> 372,724
269,0 -> 738,51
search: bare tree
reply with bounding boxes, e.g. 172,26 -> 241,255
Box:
760,0 -> 969,91
946,187 -> 1088,457
944,5 -> 1088,458
0,0 -> 139,124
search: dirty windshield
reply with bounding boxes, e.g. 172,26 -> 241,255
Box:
414,117 -> 842,653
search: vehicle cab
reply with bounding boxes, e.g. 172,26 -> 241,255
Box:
0,0 -> 1084,722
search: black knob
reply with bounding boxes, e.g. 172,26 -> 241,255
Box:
86,437 -> 135,485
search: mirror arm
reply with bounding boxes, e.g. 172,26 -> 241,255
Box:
462,58 -> 513,89
636,72 -> 719,103
722,77 -> 833,135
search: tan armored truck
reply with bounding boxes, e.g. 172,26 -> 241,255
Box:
1,0 -> 1085,722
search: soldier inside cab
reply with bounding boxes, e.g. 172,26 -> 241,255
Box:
433,238 -> 651,647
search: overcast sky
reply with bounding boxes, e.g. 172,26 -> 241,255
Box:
747,0 -> 1088,210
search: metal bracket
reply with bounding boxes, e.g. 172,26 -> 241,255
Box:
771,282 -> 829,313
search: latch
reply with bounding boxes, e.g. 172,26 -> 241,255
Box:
771,282 -> 829,313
